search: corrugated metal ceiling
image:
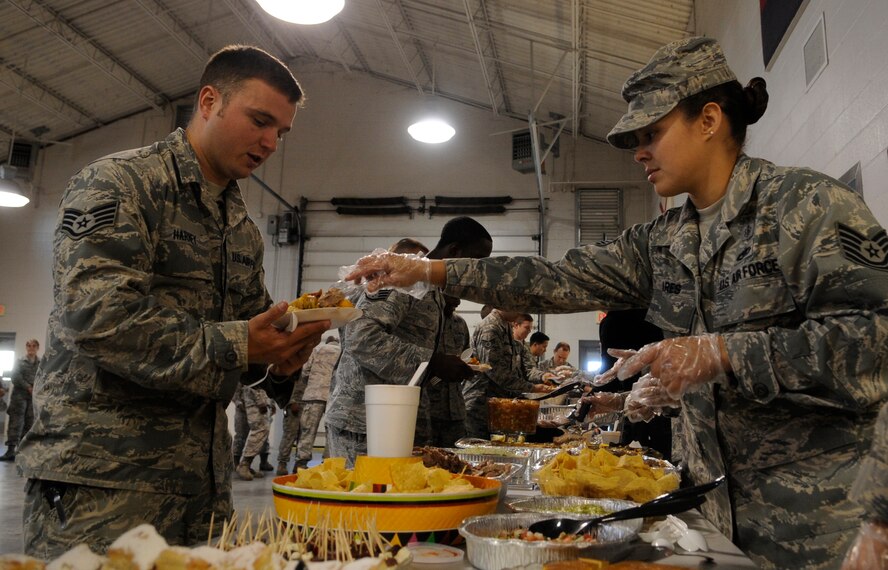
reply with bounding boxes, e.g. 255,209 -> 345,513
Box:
0,0 -> 694,160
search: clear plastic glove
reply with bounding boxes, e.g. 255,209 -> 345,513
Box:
617,334 -> 730,399
624,375 -> 681,423
629,374 -> 682,410
842,520 -> 888,569
578,392 -> 626,415
339,248 -> 432,299
591,348 -> 638,387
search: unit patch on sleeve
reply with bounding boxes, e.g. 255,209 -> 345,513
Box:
837,223 -> 888,270
60,202 -> 119,240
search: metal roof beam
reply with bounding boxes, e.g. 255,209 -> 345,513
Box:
475,0 -> 511,114
218,0 -> 295,60
571,0 -> 582,137
462,0 -> 498,115
8,0 -> 167,110
374,0 -> 424,94
393,0 -> 433,85
0,61 -> 98,128
131,0 -> 209,64
335,20 -> 371,72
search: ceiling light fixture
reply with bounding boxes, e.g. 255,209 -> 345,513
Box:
257,0 -> 345,25
0,165 -> 29,208
408,118 -> 455,144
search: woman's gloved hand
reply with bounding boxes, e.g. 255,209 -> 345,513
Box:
617,334 -> 731,398
578,391 -> 626,415
590,348 -> 638,387
342,250 -> 432,293
841,520 -> 888,569
624,374 -> 681,423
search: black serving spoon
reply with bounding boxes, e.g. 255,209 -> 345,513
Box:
527,476 -> 726,539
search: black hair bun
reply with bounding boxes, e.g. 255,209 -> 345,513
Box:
743,77 -> 769,125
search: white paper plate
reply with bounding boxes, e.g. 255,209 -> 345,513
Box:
469,363 -> 492,372
273,307 -> 363,331
406,544 -> 465,564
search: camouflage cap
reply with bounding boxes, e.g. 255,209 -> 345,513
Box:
607,36 -> 737,149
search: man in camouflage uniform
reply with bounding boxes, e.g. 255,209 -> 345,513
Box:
0,338 -> 40,461
511,314 -> 549,385
426,296 -> 470,447
235,386 -> 274,480
275,370 -> 306,475
326,218 -> 491,466
528,331 -> 549,368
346,37 -> 888,570
284,336 -> 340,473
463,310 -> 548,439
17,46 -> 328,557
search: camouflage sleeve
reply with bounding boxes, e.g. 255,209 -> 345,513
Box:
241,386 -> 263,407
723,176 -> 888,410
521,345 -> 546,383
443,230 -> 654,313
51,161 -> 245,401
348,290 -> 434,384
473,321 -> 530,396
10,363 -> 26,391
292,355 -> 314,404
850,401 -> 888,520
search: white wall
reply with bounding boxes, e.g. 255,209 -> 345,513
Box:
696,0 -> 888,224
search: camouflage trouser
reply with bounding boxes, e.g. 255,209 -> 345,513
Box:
276,408 -> 302,468
295,402 -> 326,467
428,418 -> 466,448
23,478 -> 231,559
240,404 -> 270,461
324,424 -> 366,469
464,397 -> 489,440
6,395 -> 34,445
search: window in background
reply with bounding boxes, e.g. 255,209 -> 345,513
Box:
0,331 -> 15,380
578,340 -> 602,373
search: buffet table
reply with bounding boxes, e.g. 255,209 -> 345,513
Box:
415,487 -> 759,569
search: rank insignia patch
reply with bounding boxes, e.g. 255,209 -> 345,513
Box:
61,202 -> 119,240
837,223 -> 888,270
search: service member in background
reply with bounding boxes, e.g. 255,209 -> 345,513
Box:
281,336 -> 341,474
0,338 -> 40,462
540,342 -> 575,381
463,309 -> 551,439
326,218 -> 492,467
235,386 -> 275,480
345,36 -> 888,570
17,45 -> 328,557
511,314 -> 549,385
527,331 -> 549,367
426,295 -> 471,447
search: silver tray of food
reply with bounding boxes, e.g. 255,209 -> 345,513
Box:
538,404 -> 575,423
459,513 -> 638,570
505,496 -> 642,535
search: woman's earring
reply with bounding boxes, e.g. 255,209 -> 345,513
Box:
707,131 -> 714,135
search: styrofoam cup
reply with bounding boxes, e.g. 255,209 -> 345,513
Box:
365,384 -> 421,457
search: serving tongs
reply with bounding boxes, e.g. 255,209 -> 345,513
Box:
526,476 -> 726,539
523,380 -> 583,401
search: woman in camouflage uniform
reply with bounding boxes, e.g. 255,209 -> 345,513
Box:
346,37 -> 888,570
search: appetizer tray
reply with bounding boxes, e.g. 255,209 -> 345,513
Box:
272,474 -> 500,546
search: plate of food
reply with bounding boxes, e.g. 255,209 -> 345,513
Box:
274,288 -> 362,331
272,458 -> 500,544
464,356 -> 492,372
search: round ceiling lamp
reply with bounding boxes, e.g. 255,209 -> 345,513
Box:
257,0 -> 345,25
408,118 -> 455,144
0,165 -> 29,208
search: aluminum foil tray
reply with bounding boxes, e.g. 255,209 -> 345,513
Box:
458,513 -> 637,570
